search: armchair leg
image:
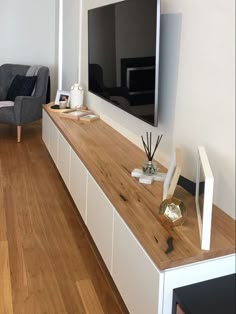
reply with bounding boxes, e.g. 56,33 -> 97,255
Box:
17,126 -> 22,142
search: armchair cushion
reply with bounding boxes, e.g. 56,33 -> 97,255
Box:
6,74 -> 37,101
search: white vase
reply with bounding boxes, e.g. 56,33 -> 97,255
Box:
70,84 -> 84,109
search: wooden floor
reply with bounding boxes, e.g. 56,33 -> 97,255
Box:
0,122 -> 128,314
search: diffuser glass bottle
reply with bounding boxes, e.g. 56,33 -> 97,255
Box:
141,132 -> 163,176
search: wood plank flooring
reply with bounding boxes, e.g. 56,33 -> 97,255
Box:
76,280 -> 104,314
0,122 -> 128,314
0,241 -> 13,314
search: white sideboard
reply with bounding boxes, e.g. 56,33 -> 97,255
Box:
42,108 -> 235,314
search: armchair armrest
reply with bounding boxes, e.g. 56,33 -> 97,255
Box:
14,95 -> 44,125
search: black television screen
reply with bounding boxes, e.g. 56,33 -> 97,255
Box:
88,0 -> 160,126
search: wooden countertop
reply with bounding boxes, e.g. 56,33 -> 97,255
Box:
43,105 -> 235,270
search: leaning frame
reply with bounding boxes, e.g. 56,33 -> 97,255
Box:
195,146 -> 214,250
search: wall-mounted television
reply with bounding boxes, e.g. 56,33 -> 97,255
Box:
88,0 -> 160,126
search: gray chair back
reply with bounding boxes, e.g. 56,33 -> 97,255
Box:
0,64 -> 49,103
0,64 -> 29,100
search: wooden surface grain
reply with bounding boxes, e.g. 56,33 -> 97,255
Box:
0,241 -> 13,314
44,105 -> 235,270
0,122 -> 128,314
76,279 -> 105,314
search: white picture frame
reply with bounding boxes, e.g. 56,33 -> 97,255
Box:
55,90 -> 70,105
195,146 -> 214,251
163,147 -> 182,200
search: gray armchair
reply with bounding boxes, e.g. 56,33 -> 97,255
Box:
0,64 -> 49,142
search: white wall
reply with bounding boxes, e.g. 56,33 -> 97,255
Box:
61,0 -> 80,91
0,0 -> 58,99
82,0 -> 235,219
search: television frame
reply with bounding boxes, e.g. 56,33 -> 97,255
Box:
88,0 -> 161,127
195,146 -> 214,251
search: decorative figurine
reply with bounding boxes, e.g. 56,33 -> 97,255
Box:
70,83 -> 84,109
159,197 -> 187,226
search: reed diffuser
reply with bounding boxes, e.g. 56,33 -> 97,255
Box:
141,132 -> 163,175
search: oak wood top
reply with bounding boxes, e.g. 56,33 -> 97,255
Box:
44,105 -> 235,270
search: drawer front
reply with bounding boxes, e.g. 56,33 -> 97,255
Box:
49,120 -> 58,165
113,211 -> 162,314
42,110 -> 50,149
87,174 -> 114,273
69,149 -> 88,222
58,132 -> 71,188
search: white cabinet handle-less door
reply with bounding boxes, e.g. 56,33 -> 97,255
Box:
57,132 -> 71,189
112,211 -> 163,314
69,149 -> 88,223
87,174 -> 114,274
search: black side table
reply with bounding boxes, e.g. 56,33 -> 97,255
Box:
172,273 -> 236,314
